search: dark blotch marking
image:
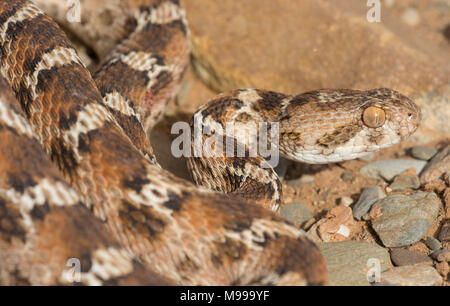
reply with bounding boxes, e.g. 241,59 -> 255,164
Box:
163,191 -> 187,211
30,202 -> 50,220
177,255 -> 199,272
119,200 -> 166,239
50,140 -> 79,178
0,198 -> 27,243
151,70 -> 173,97
79,252 -> 93,273
0,1 -> 25,27
7,173 -> 36,193
317,124 -> 363,148
77,133 -> 90,153
123,176 -> 150,193
59,108 -> 80,131
201,97 -> 243,121
223,215 -> 253,233
214,238 -> 248,262
255,90 -> 287,111
252,232 -> 271,247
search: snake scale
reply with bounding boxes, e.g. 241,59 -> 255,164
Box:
0,0 -> 420,285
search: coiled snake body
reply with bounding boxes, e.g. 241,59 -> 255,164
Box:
0,0 -> 420,285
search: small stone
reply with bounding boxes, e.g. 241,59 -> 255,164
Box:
317,206 -> 355,242
435,262 -> 449,278
286,174 -> 315,189
395,150 -> 406,158
438,224 -> 450,242
352,186 -> 385,221
388,169 -> 420,191
360,159 -> 427,181
340,172 -> 355,183
410,146 -> 438,161
305,221 -> 322,243
390,248 -> 432,266
318,241 -> 392,286
338,196 -> 353,207
370,192 -> 440,247
358,152 -> 374,162
430,250 -> 450,262
420,144 -> 450,184
425,236 -> 442,251
443,188 -> 450,217
381,265 -> 442,286
401,8 -> 420,26
279,201 -> 313,227
362,213 -> 371,221
302,217 -> 316,231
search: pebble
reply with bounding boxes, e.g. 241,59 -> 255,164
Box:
381,265 -> 442,286
318,241 -> 392,286
430,250 -> 450,262
279,201 -> 313,227
357,152 -> 374,162
360,159 -> 427,181
425,236 -> 442,251
435,262 -> 449,278
352,186 -> 385,221
410,146 -> 438,161
438,224 -> 450,242
340,172 -> 355,183
338,196 -> 353,207
370,192 -> 440,247
317,206 -> 355,242
420,144 -> 450,184
286,174 -> 315,189
402,8 -> 420,26
390,248 -> 432,266
388,170 -> 420,191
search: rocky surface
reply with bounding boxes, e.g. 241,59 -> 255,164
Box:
410,146 -> 438,161
318,242 -> 392,286
388,168 -> 421,191
316,206 -> 355,242
430,250 -> 450,262
381,265 -> 443,286
359,159 -> 427,181
352,186 -> 385,221
370,192 -> 440,247
279,201 -> 313,227
425,236 -> 443,251
439,224 -> 450,242
390,249 -> 433,266
420,144 -> 450,184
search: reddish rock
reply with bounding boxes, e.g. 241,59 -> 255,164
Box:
317,206 -> 355,242
381,265 -> 443,286
420,145 -> 450,184
390,248 -> 432,266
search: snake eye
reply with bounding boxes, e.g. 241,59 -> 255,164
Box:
363,106 -> 386,128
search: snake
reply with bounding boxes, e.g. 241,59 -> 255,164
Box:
0,0 -> 421,285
